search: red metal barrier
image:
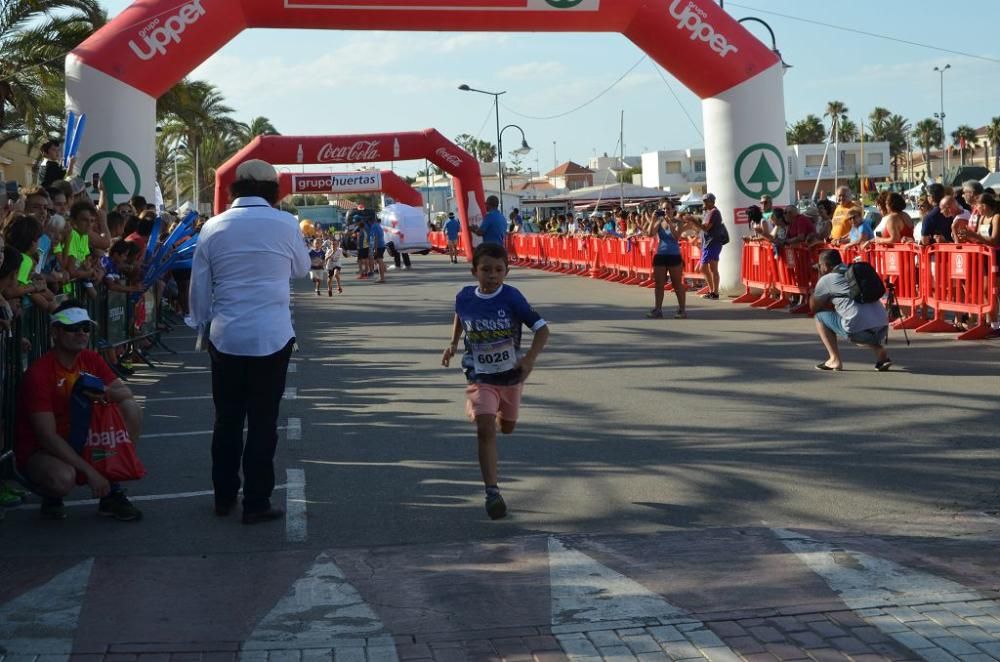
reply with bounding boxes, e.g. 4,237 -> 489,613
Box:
918,244 -> 997,340
632,237 -> 656,288
771,245 -> 817,313
680,240 -> 710,294
732,241 -> 776,307
868,243 -> 924,330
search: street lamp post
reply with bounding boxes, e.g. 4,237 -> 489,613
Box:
498,124 -> 532,211
933,64 -> 950,177
459,84 -> 506,209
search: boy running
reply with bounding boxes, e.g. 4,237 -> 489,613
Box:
444,212 -> 462,264
325,239 -> 346,296
441,243 -> 549,520
308,238 -> 326,295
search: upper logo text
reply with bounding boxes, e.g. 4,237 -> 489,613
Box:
668,0 -> 738,58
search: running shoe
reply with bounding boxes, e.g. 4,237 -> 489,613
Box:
315,289 -> 321,295
485,492 -> 507,520
645,309 -> 663,319
327,290 -> 333,297
40,497 -> 67,520
674,310 -> 688,319
98,491 -> 143,521
338,287 -> 343,294
700,292 -> 720,300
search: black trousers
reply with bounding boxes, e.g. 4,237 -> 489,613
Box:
209,338 -> 294,513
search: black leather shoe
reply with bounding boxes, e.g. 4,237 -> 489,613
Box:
214,498 -> 237,517
241,507 -> 284,525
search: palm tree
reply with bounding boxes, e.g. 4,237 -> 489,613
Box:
786,114 -> 825,145
868,107 -> 891,141
838,119 -> 858,143
824,101 -> 848,139
236,116 -> 279,144
885,114 -> 911,181
0,0 -> 106,145
158,80 -> 240,209
914,118 -> 943,179
950,124 -> 978,166
986,116 -> 1000,173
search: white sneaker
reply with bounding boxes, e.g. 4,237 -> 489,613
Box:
386,265 -> 397,271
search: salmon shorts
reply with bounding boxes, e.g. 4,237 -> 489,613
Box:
465,382 -> 523,422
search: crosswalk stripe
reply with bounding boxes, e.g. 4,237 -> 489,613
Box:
243,551 -> 397,658
548,537 -> 742,661
772,528 -> 1000,661
0,558 -> 94,657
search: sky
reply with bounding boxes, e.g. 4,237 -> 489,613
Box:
97,0 -> 1000,179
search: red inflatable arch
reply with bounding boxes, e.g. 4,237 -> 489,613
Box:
277,170 -> 424,208
215,130 -> 482,254
68,0 -> 789,290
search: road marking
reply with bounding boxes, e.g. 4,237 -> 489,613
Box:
285,468 -> 307,543
0,558 -> 93,657
139,394 -> 214,403
288,362 -> 297,373
243,552 -> 398,657
283,386 -> 297,400
144,425 -> 288,439
12,486 -> 288,510
548,537 -> 743,661
286,417 -> 302,440
773,528 -> 999,661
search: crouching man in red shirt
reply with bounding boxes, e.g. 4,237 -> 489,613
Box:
15,300 -> 144,521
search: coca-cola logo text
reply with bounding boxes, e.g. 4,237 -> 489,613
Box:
435,148 -> 463,168
129,0 -> 206,61
317,141 -> 381,163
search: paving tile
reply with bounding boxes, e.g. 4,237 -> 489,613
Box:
492,638 -> 531,657
366,647 -> 398,662
864,642 -> 911,661
676,624 -> 703,634
707,623 -> 746,639
634,654 -> 670,662
802,650 -> 848,662
524,637 -> 562,653
924,612 -> 970,629
201,655 -> 236,662
913,648 -> 959,662
699,648 -> 742,662
848,627 -> 886,645
137,656 -> 171,662
855,610 -> 884,618
823,637 -> 870,655
619,636 -> 662,655
587,632 -> 625,649
825,613 -> 868,629
300,652 -> 333,662
762,643 -> 804,661
398,646 -> 433,661
265,653 -> 299,662
742,655 -> 778,662
647,627 -> 685,644
168,655 -> 203,662
865,616 -> 910,634
238,654 -> 269,662
955,655 -> 995,662
932,638 -> 981,656
596,645 -> 636,662
846,655 -> 887,662
964,616 -> 1000,633
765,618 -> 808,633
723,637 -> 765,654
659,640 -> 702,661
806,622 -> 846,639
530,653 -> 568,662
948,604 -> 985,618
617,631 -> 648,638
945,627 -> 995,644
748,627 -> 785,644
554,636 -> 600,659
888,631 -> 935,651
908,620 -> 952,640
787,632 -> 824,649
70,657 -> 105,662
974,641 -> 1000,657
884,608 -> 925,623
332,649 -> 367,662
682,631 -> 725,650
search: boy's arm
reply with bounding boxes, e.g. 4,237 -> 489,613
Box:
516,323 -> 549,382
441,313 -> 463,367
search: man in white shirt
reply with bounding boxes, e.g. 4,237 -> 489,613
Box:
188,159 -> 310,525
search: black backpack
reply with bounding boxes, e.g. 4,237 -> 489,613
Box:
840,262 -> 885,304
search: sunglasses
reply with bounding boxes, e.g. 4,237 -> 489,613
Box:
57,322 -> 92,333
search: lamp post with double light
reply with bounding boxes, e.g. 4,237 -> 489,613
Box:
933,64 -> 950,175
498,124 -> 532,210
458,84 -> 506,207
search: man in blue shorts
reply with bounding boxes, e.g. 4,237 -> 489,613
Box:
685,192 -> 726,299
810,249 -> 892,372
472,195 -> 506,246
444,212 -> 462,263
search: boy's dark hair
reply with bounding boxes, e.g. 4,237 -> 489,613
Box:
3,214 -> 43,252
817,199 -> 835,216
122,214 -> 139,237
136,215 -> 155,236
69,200 -> 96,220
130,195 -> 147,211
472,242 -> 508,268
0,245 -> 23,280
106,210 -> 124,233
229,180 -> 280,205
125,242 -> 141,257
41,140 -> 60,153
819,249 -> 843,269
926,183 -> 945,204
49,180 -> 73,200
109,239 -> 131,256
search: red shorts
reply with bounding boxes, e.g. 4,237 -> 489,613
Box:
465,382 -> 523,422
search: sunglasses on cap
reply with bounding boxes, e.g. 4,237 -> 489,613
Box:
56,322 -> 92,333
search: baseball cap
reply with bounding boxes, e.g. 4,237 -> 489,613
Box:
704,193 -> 716,202
68,176 -> 87,196
51,306 -> 97,328
235,159 -> 278,183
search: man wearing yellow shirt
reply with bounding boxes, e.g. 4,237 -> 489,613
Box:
830,186 -> 863,241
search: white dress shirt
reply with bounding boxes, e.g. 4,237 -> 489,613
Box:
189,197 -> 311,356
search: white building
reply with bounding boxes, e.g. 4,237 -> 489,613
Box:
641,148 -> 707,193
788,141 -> 891,198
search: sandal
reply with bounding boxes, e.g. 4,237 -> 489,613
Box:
815,362 -> 842,371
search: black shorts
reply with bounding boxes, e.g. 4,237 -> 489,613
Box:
652,253 -> 683,268
375,247 -> 386,260
357,248 -> 370,259
327,267 -> 341,275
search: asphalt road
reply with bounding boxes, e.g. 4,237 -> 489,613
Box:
3,252 -> 997,556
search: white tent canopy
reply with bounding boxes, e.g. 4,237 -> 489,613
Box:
981,172 -> 1000,191
680,190 -> 703,205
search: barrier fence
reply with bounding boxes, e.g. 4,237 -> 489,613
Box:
429,231 -> 997,341
1,283 -> 169,479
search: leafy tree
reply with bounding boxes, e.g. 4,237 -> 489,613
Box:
824,100 -> 849,143
786,114 -> 826,144
0,0 -> 106,147
868,107 -> 891,141
950,124 -> 977,165
914,118 -> 943,179
454,133 -> 496,163
985,116 -> 1000,173
837,119 -> 858,143
617,167 -> 641,184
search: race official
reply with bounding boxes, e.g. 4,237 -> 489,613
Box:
188,159 -> 310,525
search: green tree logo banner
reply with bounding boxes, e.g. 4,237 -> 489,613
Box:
734,143 -> 785,198
545,0 -> 585,7
80,151 -> 142,206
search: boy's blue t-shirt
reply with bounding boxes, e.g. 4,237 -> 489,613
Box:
480,210 -> 506,245
308,249 -> 325,268
444,219 -> 461,240
455,284 -> 545,386
367,222 -> 385,249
